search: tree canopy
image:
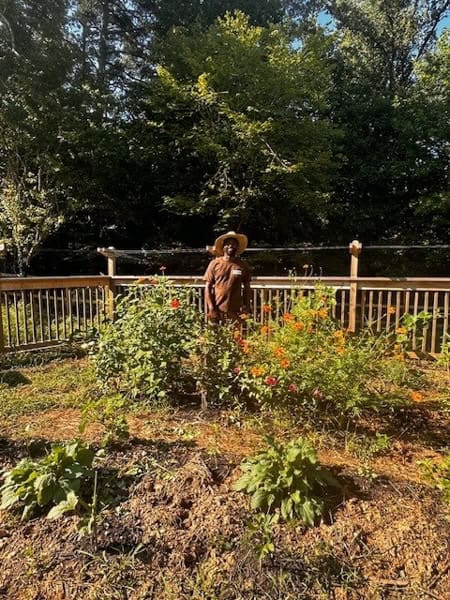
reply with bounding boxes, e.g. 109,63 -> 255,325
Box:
0,0 -> 449,272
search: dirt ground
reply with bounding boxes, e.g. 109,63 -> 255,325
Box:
0,359 -> 449,599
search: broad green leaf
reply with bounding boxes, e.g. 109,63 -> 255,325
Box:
47,491 -> 79,520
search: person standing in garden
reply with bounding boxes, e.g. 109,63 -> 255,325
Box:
204,231 -> 251,322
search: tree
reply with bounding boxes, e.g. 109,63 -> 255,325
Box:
136,11 -> 335,243
327,0 -> 450,242
0,0 -> 73,273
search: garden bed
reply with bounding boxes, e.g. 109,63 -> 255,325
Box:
0,358 -> 449,599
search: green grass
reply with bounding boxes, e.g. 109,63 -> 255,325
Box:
0,358 -> 95,420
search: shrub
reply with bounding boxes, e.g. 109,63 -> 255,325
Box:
230,287 -> 427,416
233,436 -> 339,525
0,440 -> 95,520
92,282 -> 429,416
94,278 -> 203,401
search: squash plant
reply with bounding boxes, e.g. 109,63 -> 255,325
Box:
0,441 -> 95,520
234,437 -> 339,525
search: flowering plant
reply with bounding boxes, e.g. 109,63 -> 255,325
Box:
94,277 -> 202,401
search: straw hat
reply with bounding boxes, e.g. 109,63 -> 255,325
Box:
208,231 -> 248,257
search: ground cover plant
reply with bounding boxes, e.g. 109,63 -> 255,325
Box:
0,440 -> 94,521
234,436 -> 339,525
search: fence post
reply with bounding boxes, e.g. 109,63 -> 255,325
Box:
348,240 -> 362,332
98,247 -> 117,320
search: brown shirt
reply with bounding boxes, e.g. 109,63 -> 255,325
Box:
204,257 -> 251,314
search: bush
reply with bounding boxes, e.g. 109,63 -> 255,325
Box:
94,278 -> 203,401
230,287 -> 426,416
234,436 -> 338,525
0,440 -> 95,520
92,282 -> 428,417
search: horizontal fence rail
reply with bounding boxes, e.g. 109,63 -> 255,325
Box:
0,275 -> 449,355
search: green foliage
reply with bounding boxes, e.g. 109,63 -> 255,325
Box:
420,454 -> 450,509
191,321 -> 243,406
328,0 -> 450,242
234,436 -> 339,525
80,394 -> 130,447
93,278 -> 203,401
149,10 -> 335,239
1,1 -> 449,251
0,440 -> 95,520
94,283 -> 430,417
246,513 -> 279,562
229,286 -> 420,416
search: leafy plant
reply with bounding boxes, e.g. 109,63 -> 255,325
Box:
233,436 -> 339,525
420,454 -> 450,509
93,278 -> 203,402
80,394 -> 130,447
246,513 -> 279,562
0,440 -> 95,520
190,321 -> 243,408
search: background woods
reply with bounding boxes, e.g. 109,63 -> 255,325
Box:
0,0 -> 449,274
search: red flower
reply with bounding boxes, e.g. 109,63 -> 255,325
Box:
262,304 -> 272,314
265,376 -> 278,386
170,299 -> 181,309
288,383 -> 298,393
159,265 -> 167,273
232,367 -> 241,375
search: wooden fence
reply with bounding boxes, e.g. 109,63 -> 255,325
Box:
0,274 -> 449,355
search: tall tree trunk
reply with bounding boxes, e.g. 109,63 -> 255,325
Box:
98,0 -> 110,117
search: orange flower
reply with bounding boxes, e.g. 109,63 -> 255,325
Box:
387,306 -> 396,315
243,341 -> 250,354
396,327 -> 407,335
251,366 -> 265,377
262,304 -> 272,314
411,391 -> 424,402
280,358 -> 290,369
260,325 -> 271,335
317,308 -> 328,319
292,322 -> 304,331
283,313 -> 294,322
336,347 -> 345,355
170,299 -> 181,309
333,330 -> 345,339
273,346 -> 285,358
